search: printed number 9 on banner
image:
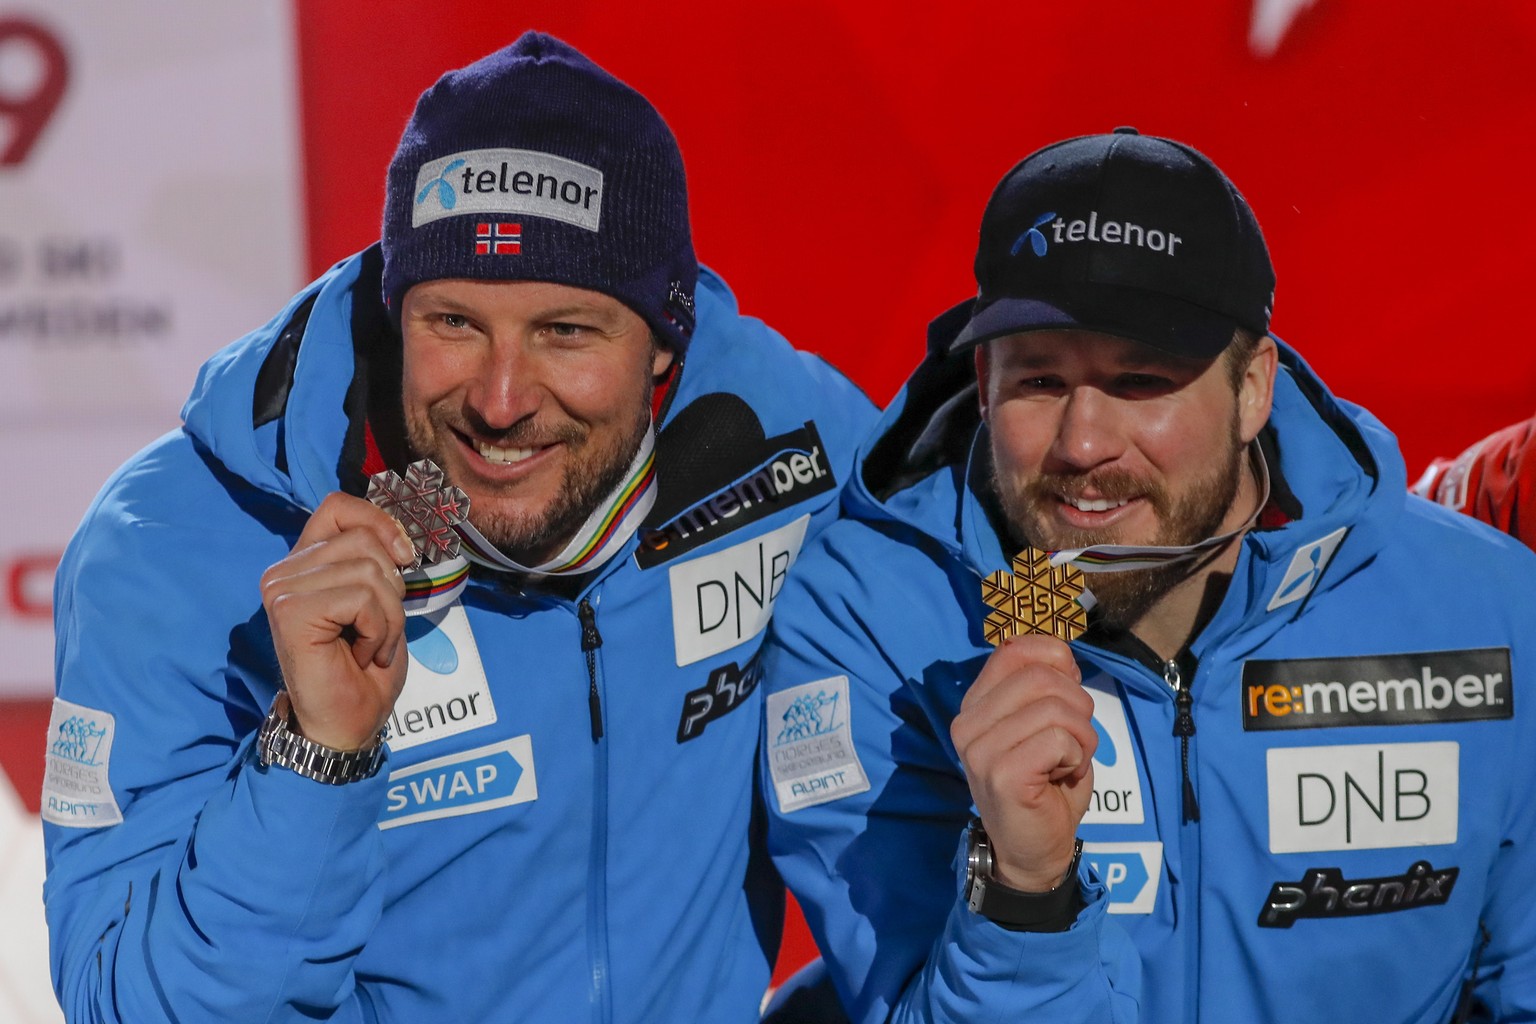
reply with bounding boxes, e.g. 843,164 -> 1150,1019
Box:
0,18 -> 69,166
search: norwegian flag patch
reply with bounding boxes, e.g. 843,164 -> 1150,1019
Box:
475,222 -> 521,255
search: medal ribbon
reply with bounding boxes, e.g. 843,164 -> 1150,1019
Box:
455,425 -> 656,576
394,428 -> 658,614
1044,443 -> 1271,589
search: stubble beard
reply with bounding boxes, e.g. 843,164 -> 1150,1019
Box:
405,382 -> 654,567
990,422 -> 1246,631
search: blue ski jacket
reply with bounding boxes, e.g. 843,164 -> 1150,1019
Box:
760,318 -> 1536,1023
43,247 -> 876,1023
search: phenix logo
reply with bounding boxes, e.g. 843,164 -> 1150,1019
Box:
1012,211 -> 1184,258
1257,861 -> 1458,928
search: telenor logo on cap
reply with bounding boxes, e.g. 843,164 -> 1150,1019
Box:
412,148 -> 604,231
1013,211 -> 1183,258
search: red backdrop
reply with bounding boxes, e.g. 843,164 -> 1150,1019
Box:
295,0 -> 1536,471
6,0 -> 1536,991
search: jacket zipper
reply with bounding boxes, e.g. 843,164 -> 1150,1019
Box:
578,599 -> 604,741
1166,659 -> 1201,822
577,597 -> 612,1024
1162,654 -> 1203,1022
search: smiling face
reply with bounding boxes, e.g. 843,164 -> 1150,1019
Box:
977,328 -> 1275,626
401,278 -> 673,565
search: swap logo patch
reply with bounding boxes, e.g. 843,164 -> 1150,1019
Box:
379,735 -> 537,830
1083,841 -> 1162,914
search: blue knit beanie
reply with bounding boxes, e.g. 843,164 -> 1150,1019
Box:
381,32 -> 697,351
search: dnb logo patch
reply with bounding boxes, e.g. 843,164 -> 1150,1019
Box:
767,675 -> 871,812
380,735 -> 537,830
387,603 -> 498,752
1083,842 -> 1163,914
41,698 -> 123,827
1266,741 -> 1458,853
1243,648 -> 1511,730
668,514 -> 809,667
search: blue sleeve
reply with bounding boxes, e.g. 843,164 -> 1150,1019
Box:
1463,640 -> 1536,1021
760,535 -> 1141,1024
43,478 -> 388,1023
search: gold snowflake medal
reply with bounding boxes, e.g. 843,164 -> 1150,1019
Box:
981,547 -> 1094,645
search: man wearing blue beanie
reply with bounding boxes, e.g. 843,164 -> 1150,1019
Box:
44,33 -> 874,1022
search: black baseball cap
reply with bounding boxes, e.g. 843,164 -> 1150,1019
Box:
949,127 -> 1275,359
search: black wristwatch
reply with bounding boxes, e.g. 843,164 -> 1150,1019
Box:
257,690 -> 387,785
964,818 -> 1085,931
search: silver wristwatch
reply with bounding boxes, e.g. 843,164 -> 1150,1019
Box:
965,818 -> 1084,930
257,690 -> 387,785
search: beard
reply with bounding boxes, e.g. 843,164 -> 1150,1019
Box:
406,381 -> 654,567
991,420 -> 1246,631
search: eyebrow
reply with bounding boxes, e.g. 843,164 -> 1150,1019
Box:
410,292 -> 624,328
538,304 -> 623,326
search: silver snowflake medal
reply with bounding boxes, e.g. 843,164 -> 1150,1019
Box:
365,459 -> 469,570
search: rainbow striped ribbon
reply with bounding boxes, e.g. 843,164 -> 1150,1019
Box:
1043,443 -> 1271,602
454,426 -> 657,578
397,428 -> 658,614
401,557 -> 473,616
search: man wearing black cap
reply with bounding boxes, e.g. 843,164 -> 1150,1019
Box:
760,128 -> 1536,1022
42,34 -> 874,1023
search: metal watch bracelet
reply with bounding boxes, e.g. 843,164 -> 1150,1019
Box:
257,690 -> 387,785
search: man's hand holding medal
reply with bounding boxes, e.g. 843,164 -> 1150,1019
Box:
951,548 -> 1096,893
260,460 -> 465,752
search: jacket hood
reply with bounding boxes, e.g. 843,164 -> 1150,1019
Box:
181,249 -> 374,512
847,300 -> 1409,647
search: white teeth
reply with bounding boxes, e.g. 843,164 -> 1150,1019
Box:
476,441 -> 539,464
1070,497 -> 1129,513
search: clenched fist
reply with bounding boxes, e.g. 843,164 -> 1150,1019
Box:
951,633 -> 1097,891
260,493 -> 417,750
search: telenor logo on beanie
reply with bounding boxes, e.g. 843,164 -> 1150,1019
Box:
381,32 -> 698,351
411,147 -> 604,231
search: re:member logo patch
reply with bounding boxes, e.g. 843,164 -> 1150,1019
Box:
1243,648 -> 1512,731
636,420 -> 835,570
